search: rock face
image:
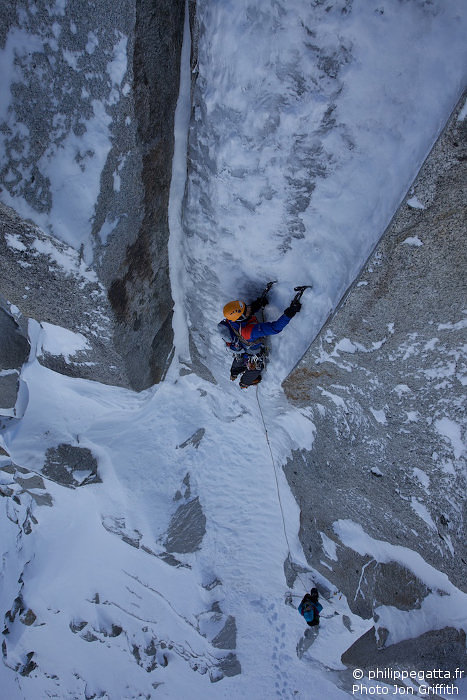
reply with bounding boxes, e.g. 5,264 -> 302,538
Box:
0,202 -> 128,387
0,450 -> 53,508
342,626 -> 466,678
0,295 -> 29,419
0,445 -> 238,691
101,0 -> 186,389
0,304 -> 29,369
42,443 -> 101,488
283,92 -> 466,620
0,0 -> 187,391
165,496 -> 206,554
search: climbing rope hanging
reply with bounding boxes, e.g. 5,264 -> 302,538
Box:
249,282 -> 315,596
255,385 -> 309,594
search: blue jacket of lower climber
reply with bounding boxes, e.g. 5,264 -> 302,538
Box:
298,588 -> 323,627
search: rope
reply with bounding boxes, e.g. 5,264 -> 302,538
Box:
255,298 -> 310,596
255,385 -> 309,593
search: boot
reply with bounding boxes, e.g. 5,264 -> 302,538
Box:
239,376 -> 262,389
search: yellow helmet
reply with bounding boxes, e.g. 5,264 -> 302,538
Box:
223,300 -> 246,321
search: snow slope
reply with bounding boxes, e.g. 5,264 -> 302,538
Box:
2,349 -> 362,697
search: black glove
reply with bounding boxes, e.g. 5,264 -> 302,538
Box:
284,299 -> 301,318
251,296 -> 268,313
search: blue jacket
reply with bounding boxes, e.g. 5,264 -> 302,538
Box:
219,313 -> 291,353
298,599 -> 323,624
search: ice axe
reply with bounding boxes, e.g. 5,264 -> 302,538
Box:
256,280 -> 277,306
293,285 -> 312,303
262,280 -> 277,295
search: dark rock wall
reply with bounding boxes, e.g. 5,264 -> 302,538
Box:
0,293 -> 30,418
102,0 -> 186,390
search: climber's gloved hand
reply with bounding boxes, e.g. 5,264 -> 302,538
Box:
252,295 -> 268,309
284,299 -> 302,318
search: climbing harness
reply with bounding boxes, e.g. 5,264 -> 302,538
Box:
247,354 -> 264,371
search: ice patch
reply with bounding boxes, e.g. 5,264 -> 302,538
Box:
168,1 -> 192,365
412,468 -> 430,490
98,215 -> 120,245
402,236 -> 423,246
334,338 -> 358,354
458,97 -> 467,121
31,237 -> 97,282
440,459 -> 456,476
406,196 -> 425,210
320,388 -> 347,410
0,28 -> 44,122
8,304 -> 21,317
434,417 -> 465,460
405,411 -> 420,423
393,384 -> 412,397
422,361 -> 456,380
437,317 -> 467,331
107,34 -> 128,86
333,519 -> 459,594
62,48 -> 80,70
370,407 -> 386,425
423,338 -> 439,351
410,497 -> 436,531
86,31 -> 98,55
5,233 -> 27,252
374,588 -> 467,648
320,532 -> 338,561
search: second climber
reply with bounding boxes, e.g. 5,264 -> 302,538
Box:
298,588 -> 323,627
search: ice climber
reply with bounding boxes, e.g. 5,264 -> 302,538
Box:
298,588 -> 323,627
218,289 -> 302,389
